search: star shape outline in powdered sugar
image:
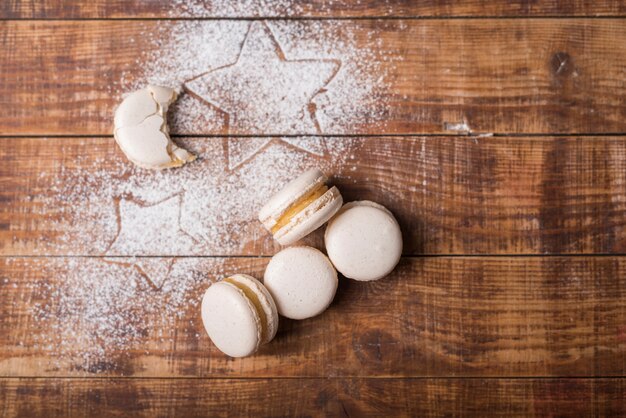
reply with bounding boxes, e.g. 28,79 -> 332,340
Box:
103,257 -> 176,292
222,136 -> 328,170
103,193 -> 197,290
182,21 -> 341,170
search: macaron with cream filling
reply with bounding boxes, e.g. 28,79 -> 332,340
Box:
201,274 -> 278,357
259,168 -> 343,246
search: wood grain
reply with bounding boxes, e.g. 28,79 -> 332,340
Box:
2,136 -> 626,256
2,5 -> 626,415
1,256 -> 624,377
1,20 -> 626,135
3,0 -> 625,19
2,377 -> 625,418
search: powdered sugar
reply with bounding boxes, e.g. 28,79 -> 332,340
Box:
120,20 -> 394,135
27,136 -> 358,371
27,257 -> 224,373
226,136 -> 326,170
105,193 -> 198,256
37,137 -> 358,256
25,18 -> 395,372
168,0 -> 307,17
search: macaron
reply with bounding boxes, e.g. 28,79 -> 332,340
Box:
201,274 -> 278,357
113,85 -> 196,170
263,246 -> 338,320
325,201 -> 402,281
259,168 -> 343,246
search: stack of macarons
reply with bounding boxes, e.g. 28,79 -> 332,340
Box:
201,168 -> 402,357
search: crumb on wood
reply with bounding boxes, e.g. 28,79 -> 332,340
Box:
443,121 -> 471,133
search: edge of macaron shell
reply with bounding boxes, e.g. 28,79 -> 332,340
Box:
201,277 -> 263,357
334,200 -> 396,218
325,200 -> 403,281
258,168 -> 327,230
263,246 -> 338,320
274,186 -> 343,246
227,274 -> 279,344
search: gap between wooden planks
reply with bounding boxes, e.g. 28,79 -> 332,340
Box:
1,256 -> 624,378
2,0 -> 626,19
1,136 -> 625,256
1,20 -> 625,135
1,377 -> 625,417
1,7 -> 625,418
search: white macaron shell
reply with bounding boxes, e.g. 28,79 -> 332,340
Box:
258,168 -> 326,228
263,247 -> 338,320
113,85 -> 195,170
228,274 -> 279,344
201,281 -> 262,357
114,88 -> 158,129
147,84 -> 177,105
115,115 -> 172,168
275,186 -> 343,246
325,201 -> 402,281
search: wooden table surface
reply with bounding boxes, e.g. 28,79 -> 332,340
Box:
1,1 -> 626,417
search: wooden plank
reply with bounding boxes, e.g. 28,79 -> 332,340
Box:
1,256 -> 624,377
1,377 -> 625,417
2,136 -> 626,256
2,0 -> 625,19
1,20 -> 625,135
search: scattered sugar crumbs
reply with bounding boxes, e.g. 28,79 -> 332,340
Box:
25,258 -> 223,373
120,19 -> 398,135
23,16 -> 399,373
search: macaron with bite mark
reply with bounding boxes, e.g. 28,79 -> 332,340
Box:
324,200 -> 402,281
201,274 -> 278,357
259,168 -> 343,246
113,85 -> 196,170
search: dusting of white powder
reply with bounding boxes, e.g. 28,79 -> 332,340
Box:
25,19 -> 396,372
168,0 -> 309,17
28,138 -> 359,373
37,137 -> 359,256
28,257 -> 224,373
119,20 -> 395,134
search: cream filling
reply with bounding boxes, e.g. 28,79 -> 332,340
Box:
153,90 -> 196,168
271,184 -> 328,234
224,278 -> 267,344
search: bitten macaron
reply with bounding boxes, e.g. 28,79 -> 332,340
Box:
201,274 -> 278,357
259,168 -> 343,246
264,246 -> 338,320
325,201 -> 402,281
113,85 -> 196,169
